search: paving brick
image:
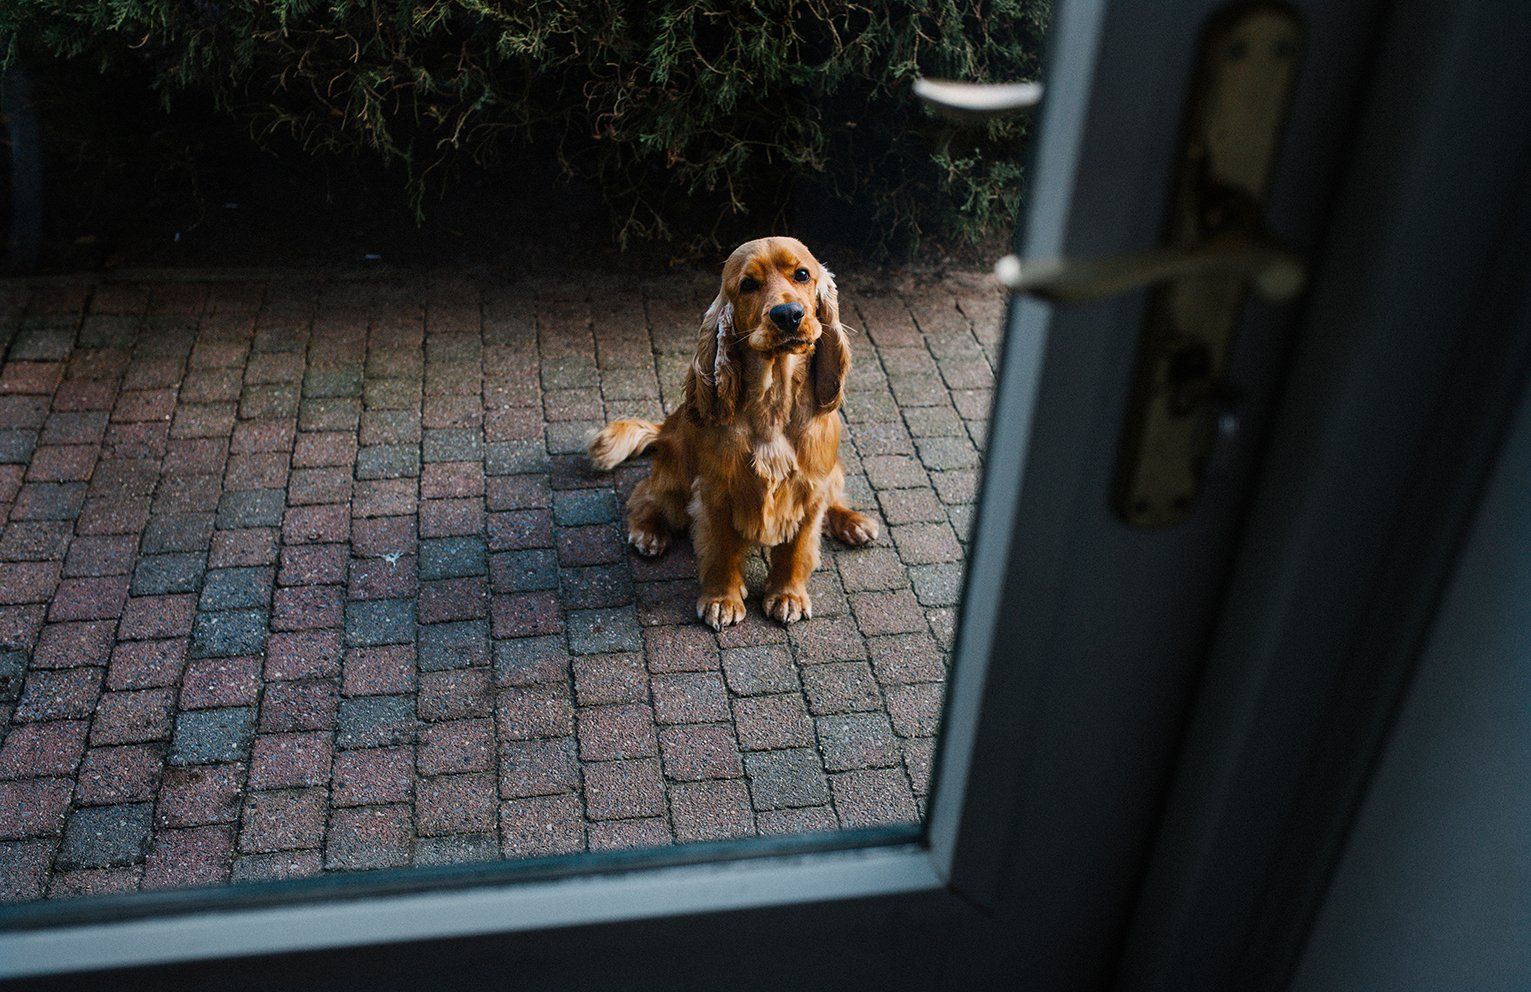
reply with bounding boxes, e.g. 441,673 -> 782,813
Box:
642,624 -> 719,673
890,521 -> 963,565
348,554 -> 418,601
788,616 -> 867,662
157,765 -> 245,827
552,489 -> 618,526
744,749 -> 830,810
567,606 -> 642,654
930,468 -> 977,505
48,575 -> 129,621
141,825 -> 234,890
0,720 -> 88,779
903,737 -> 936,796
835,548 -> 908,593
131,553 -> 207,596
554,523 -> 623,567
15,667 -> 103,722
217,488 -> 286,530
209,528 -> 280,568
577,704 -> 657,761
118,594 -> 197,641
57,803 -> 154,869
830,768 -> 919,828
260,679 -> 338,732
417,667 -> 493,722
343,644 -> 416,696
344,598 -> 416,647
0,839 -> 52,901
816,713 -> 902,771
500,794 -> 584,857
279,544 -> 348,586
559,564 -> 634,610
849,589 -> 927,637
721,645 -> 798,696
418,772 -> 497,836
651,673 -> 730,725
417,578 -> 490,625
415,833 -> 500,867
867,632 -> 946,685
0,652 -> 21,703
180,656 -> 262,709
240,789 -> 327,852
418,719 -> 495,776
571,653 -> 647,706
756,806 -> 839,836
587,818 -> 671,851
487,509 -> 555,553
658,723 -> 743,782
486,473 -> 551,511
0,777 -> 72,840
670,779 -> 754,842
170,707 -> 256,765
864,455 -> 928,490
800,661 -> 882,715
325,804 -> 412,871
885,683 -> 943,737
498,737 -> 579,799
190,609 -> 269,658
490,548 -> 558,594
908,562 -> 963,608
336,695 -> 417,749
418,536 -> 488,580
490,591 -> 563,638
247,732 -> 332,789
75,745 -> 162,806
230,849 -> 322,883
63,534 -> 139,578
583,758 -> 664,820
733,694 -> 815,751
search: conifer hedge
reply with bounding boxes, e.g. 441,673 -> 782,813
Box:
2,1 -> 1049,251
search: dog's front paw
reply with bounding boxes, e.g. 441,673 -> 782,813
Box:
627,527 -> 668,557
763,588 -> 813,625
697,592 -> 746,631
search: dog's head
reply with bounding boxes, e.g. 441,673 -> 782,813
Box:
686,236 -> 850,425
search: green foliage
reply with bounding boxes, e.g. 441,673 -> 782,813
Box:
2,0 -> 1049,253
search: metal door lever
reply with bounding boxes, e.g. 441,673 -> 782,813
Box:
993,237 -> 1305,304
925,6 -> 1305,527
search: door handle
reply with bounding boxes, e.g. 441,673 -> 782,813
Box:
993,236 -> 1305,304
921,6 -> 1306,527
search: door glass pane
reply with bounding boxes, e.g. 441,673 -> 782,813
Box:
0,10 -> 1045,915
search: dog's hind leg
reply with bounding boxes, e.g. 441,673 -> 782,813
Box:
822,463 -> 879,546
624,448 -> 690,558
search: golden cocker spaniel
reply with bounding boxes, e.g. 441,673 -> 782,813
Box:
589,236 -> 879,629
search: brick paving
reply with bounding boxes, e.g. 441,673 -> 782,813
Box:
0,265 -> 1001,903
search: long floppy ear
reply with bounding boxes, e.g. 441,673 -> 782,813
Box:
684,293 -> 742,425
810,267 -> 850,412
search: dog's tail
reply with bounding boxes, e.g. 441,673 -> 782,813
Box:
588,419 -> 660,471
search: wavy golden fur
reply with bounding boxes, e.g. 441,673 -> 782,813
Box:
589,236 -> 879,629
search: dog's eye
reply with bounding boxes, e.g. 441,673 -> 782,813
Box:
740,277 -> 760,293
793,268 -> 810,283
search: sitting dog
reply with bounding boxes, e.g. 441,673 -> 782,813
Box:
589,236 -> 879,629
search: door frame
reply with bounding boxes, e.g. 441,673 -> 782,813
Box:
4,0 -> 1523,988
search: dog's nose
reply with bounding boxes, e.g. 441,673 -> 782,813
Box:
769,302 -> 805,332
